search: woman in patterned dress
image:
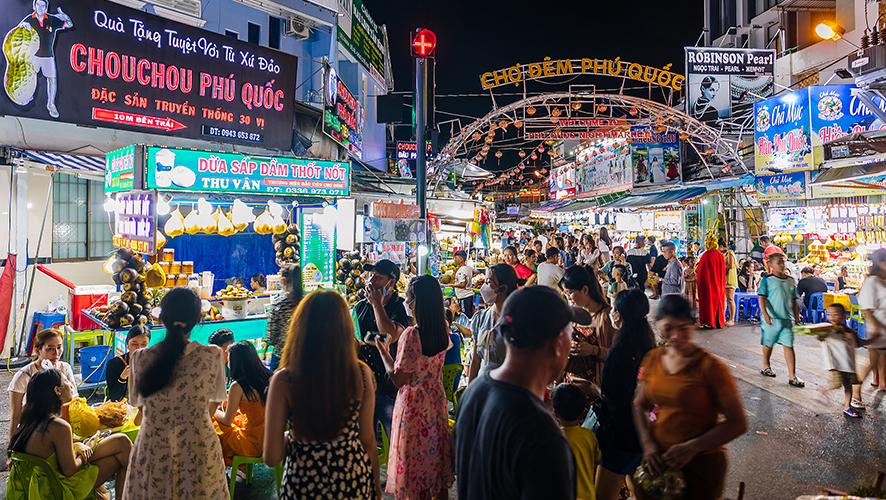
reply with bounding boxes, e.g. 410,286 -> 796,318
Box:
375,275 -> 455,500
124,287 -> 229,499
559,266 -> 617,387
264,290 -> 381,500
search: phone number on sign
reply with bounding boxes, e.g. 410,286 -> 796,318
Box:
201,125 -> 263,143
264,186 -> 346,195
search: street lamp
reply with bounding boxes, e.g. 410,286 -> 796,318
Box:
815,21 -> 845,40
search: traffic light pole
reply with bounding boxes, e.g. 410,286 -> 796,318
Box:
415,56 -> 428,275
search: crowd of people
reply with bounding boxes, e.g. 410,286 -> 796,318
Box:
7,227 -> 886,500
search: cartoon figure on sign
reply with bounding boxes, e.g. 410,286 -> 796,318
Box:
3,0 -> 72,117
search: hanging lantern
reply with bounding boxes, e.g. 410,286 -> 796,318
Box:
509,180 -> 515,185
705,147 -> 716,155
519,163 -> 526,169
679,132 -> 689,141
545,139 -> 554,145
530,152 -> 538,160
518,150 -> 526,158
629,108 -> 638,116
527,106 -> 536,115
482,145 -> 490,152
489,122 -> 497,131
598,104 -> 608,112
495,151 -> 503,158
487,129 -> 495,138
499,120 -> 508,130
472,132 -> 481,141
485,136 -> 494,144
540,168 -> 547,174
538,145 -> 545,153
572,102 -> 582,110
514,120 -> 523,128
518,174 -> 524,180
550,116 -> 560,123
469,159 -> 477,165
551,107 -> 562,117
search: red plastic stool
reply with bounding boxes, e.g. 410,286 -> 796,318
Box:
27,312 -> 66,355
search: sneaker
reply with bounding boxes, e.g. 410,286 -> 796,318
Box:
47,104 -> 59,118
844,408 -> 862,418
851,398 -> 865,409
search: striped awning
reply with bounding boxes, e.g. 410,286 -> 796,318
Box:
21,151 -> 105,172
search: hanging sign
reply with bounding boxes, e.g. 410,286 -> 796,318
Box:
754,88 -> 818,173
112,190 -> 157,254
323,67 -> 364,159
631,126 -> 681,187
755,171 -> 806,201
479,57 -> 684,91
367,242 -> 406,263
684,47 -> 775,120
808,84 -> 886,143
105,145 -> 143,192
337,0 -> 387,87
572,140 -> 633,197
0,0 -> 297,149
144,146 -> 350,196
767,207 -> 808,232
300,212 -> 336,290
370,200 -> 420,218
811,172 -> 886,198
363,217 -> 426,242
654,211 -> 682,231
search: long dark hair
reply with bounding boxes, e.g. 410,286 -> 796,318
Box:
229,341 -> 272,404
599,227 -> 612,247
283,290 -> 359,442
281,263 -> 304,302
612,289 -> 655,361
408,276 -> 448,357
559,265 -> 609,307
9,369 -> 63,453
489,263 -> 519,297
655,294 -> 695,323
137,287 -> 202,398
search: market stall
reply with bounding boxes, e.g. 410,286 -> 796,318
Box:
90,145 -> 351,355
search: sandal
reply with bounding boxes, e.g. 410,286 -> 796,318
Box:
761,368 -> 776,377
844,407 -> 862,418
789,377 -> 805,388
851,398 -> 865,409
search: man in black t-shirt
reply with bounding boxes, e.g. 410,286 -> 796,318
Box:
456,286 -> 593,500
796,266 -> 828,309
353,259 -> 408,438
19,0 -> 72,117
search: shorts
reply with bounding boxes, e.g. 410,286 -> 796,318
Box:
600,446 -> 643,476
831,370 -> 860,386
761,319 -> 794,347
33,56 -> 57,78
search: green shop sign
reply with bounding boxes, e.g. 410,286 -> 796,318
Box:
144,147 -> 350,196
300,211 -> 336,290
338,0 -> 387,87
105,146 -> 142,193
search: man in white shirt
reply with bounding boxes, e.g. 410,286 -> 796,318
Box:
453,250 -> 475,318
536,247 -> 565,289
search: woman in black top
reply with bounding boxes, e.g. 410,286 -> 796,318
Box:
737,260 -> 756,293
836,266 -> 849,292
594,288 -> 656,500
105,325 -> 151,401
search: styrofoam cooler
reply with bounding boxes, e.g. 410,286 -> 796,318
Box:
68,286 -> 116,331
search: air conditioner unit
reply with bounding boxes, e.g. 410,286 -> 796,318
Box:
286,17 -> 310,40
148,0 -> 202,18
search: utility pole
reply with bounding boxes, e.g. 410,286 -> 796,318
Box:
411,28 -> 436,274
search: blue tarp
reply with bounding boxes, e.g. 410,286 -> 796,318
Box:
164,232 -> 278,294
601,187 -> 708,208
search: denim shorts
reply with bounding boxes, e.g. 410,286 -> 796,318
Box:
600,447 -> 643,476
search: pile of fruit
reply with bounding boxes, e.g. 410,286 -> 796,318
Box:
633,465 -> 686,500
215,284 -> 252,299
273,223 -> 301,267
438,261 -> 460,284
202,301 -> 222,322
93,248 -> 164,329
335,251 -> 368,305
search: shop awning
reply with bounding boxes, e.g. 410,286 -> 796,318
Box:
601,187 -> 708,208
551,200 -> 600,213
21,151 -> 105,172
810,156 -> 886,186
533,199 -> 573,212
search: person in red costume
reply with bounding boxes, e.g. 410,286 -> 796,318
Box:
697,242 -> 726,329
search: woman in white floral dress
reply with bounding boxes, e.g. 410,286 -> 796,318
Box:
124,287 -> 229,499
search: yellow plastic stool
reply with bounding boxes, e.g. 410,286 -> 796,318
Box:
229,455 -> 283,499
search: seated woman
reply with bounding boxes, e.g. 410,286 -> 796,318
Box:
8,328 -> 77,442
209,328 -> 235,385
213,341 -> 272,467
8,369 -> 132,500
250,273 -> 267,294
105,325 -> 151,402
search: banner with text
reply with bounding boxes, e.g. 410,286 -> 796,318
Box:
143,146 -> 350,196
0,0 -> 298,149
685,47 -> 775,121
337,0 -> 387,87
754,88 -> 818,173
755,171 -> 806,201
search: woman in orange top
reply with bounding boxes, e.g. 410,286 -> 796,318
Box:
633,295 -> 747,500
213,341 -> 272,466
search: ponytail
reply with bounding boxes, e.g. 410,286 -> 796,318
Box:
137,287 -> 202,398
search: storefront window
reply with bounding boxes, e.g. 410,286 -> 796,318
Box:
52,173 -> 114,261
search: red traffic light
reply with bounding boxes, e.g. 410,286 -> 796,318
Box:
412,29 -> 436,58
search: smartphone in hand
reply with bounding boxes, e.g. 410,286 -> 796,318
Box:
365,332 -> 389,343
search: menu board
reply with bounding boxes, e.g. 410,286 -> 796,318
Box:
105,145 -> 143,192
113,190 -> 157,253
767,207 -> 808,232
300,212 -> 336,290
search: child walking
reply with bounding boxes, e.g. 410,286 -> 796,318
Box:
759,253 -> 805,388
608,265 -> 627,304
552,383 -> 601,500
816,304 -> 863,417
682,257 -> 698,316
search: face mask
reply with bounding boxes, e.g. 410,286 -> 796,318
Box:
405,300 -> 414,317
480,283 -> 499,304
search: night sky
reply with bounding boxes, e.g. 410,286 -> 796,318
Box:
363,0 -> 705,173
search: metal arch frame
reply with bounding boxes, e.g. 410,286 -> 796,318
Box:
430,92 -> 747,191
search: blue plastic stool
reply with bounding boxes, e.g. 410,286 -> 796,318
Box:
27,312 -> 66,355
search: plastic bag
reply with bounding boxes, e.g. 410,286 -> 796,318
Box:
230,199 -> 255,231
254,209 -> 273,235
183,207 -> 202,235
164,206 -> 185,237
217,210 -> 236,236
69,397 -> 100,437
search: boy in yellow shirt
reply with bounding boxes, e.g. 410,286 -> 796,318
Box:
552,383 -> 602,500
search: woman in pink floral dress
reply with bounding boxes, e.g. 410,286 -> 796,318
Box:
375,275 -> 454,500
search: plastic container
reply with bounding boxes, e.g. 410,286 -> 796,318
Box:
68,286 -> 116,331
78,345 -> 113,383
162,249 -> 175,263
165,275 -> 175,288
182,261 -> 194,274
158,261 -> 171,274
176,274 -> 188,287
220,298 -> 249,319
170,261 -> 182,275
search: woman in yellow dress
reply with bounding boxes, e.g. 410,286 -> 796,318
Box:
720,238 -> 739,326
213,341 -> 272,466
